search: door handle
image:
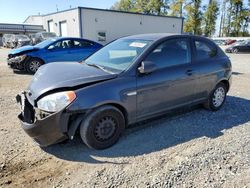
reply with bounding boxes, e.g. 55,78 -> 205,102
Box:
186,70 -> 193,76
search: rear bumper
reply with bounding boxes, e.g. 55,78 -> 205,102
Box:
17,94 -> 69,147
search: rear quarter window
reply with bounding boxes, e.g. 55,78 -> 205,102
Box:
195,40 -> 217,61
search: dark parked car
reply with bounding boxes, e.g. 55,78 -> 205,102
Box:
16,34 -> 232,149
225,40 -> 250,53
7,37 -> 103,73
33,32 -> 57,44
2,34 -> 15,48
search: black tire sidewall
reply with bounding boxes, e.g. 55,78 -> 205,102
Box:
80,106 -> 125,150
208,83 -> 227,111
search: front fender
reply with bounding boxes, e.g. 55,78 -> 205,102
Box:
67,76 -> 137,124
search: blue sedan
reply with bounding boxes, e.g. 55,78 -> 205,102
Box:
7,37 -> 103,73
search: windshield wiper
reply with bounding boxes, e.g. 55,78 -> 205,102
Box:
86,63 -> 114,74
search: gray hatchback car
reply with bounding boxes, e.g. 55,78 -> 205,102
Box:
17,34 -> 232,149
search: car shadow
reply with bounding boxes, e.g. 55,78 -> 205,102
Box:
232,72 -> 244,76
13,69 -> 33,75
43,96 -> 250,164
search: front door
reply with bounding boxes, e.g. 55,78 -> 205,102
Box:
136,37 -> 196,119
43,39 -> 73,63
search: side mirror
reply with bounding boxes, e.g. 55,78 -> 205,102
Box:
138,61 -> 157,74
47,45 -> 55,50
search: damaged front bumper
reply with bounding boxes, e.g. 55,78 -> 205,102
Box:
7,57 -> 25,70
16,93 -> 69,147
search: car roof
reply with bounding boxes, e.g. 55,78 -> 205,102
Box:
53,37 -> 98,42
121,33 -> 214,43
122,33 -> 191,41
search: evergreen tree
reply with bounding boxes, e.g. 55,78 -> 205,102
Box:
111,0 -> 136,12
111,0 -> 169,15
169,0 -> 185,17
203,0 -> 219,37
184,0 -> 203,35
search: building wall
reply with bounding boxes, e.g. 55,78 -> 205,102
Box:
81,8 -> 183,44
24,16 -> 43,25
42,8 -> 80,37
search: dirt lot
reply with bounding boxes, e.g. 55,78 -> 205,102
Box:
0,46 -> 250,188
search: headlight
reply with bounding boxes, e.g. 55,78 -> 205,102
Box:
37,91 -> 76,112
14,55 -> 27,62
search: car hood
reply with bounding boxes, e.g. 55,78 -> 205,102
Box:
9,45 -> 39,56
27,62 -> 117,102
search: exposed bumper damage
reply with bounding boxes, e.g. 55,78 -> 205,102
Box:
7,58 -> 24,70
16,93 -> 69,147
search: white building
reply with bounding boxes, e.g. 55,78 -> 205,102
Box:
24,7 -> 184,44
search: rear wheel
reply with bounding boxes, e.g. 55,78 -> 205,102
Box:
233,48 -> 239,53
204,83 -> 227,111
26,58 -> 43,74
80,105 -> 125,150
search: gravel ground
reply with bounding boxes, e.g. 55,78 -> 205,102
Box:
0,46 -> 250,188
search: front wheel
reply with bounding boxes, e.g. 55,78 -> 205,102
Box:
233,48 -> 239,53
80,105 -> 125,150
26,58 -> 43,74
204,83 -> 227,111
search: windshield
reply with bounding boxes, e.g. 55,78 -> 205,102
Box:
4,34 -> 13,39
16,35 -> 29,40
42,32 -> 57,38
35,38 -> 57,48
85,39 -> 152,73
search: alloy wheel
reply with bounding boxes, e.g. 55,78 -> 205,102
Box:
29,60 -> 41,73
212,87 -> 225,108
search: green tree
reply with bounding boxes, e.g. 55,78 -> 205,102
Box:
203,0 -> 219,37
240,8 -> 250,36
110,0 -> 136,12
222,0 -> 249,37
147,0 -> 164,15
231,0 -> 243,36
184,0 -> 203,35
111,0 -> 170,15
169,0 -> 185,17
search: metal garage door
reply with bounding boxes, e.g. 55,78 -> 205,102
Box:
59,21 -> 67,37
48,20 -> 54,32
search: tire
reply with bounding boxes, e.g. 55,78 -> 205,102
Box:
203,83 -> 227,111
233,48 -> 239,54
80,105 -> 125,150
26,58 -> 43,74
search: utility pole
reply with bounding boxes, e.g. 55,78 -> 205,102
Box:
180,1 -> 183,17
